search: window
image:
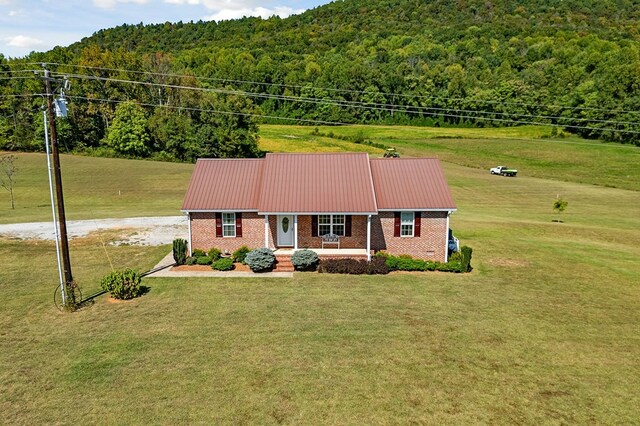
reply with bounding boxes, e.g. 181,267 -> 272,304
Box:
318,214 -> 345,236
400,212 -> 414,237
222,213 -> 236,237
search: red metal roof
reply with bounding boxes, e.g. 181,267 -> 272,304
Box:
257,153 -> 378,213
182,154 -> 455,213
369,158 -> 456,210
181,159 -> 263,211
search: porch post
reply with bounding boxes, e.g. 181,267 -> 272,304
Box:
187,212 -> 192,256
264,214 -> 269,248
294,215 -> 298,250
366,214 -> 371,261
445,212 -> 450,263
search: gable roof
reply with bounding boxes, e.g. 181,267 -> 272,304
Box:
257,153 -> 377,214
182,154 -> 456,213
181,159 -> 263,211
369,158 -> 456,210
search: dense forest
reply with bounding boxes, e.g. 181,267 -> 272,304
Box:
1,0 -> 639,160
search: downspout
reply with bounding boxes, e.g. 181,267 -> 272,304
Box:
264,215 -> 269,248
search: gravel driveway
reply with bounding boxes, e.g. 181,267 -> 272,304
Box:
0,216 -> 188,246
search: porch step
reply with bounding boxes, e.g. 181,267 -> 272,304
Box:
274,255 -> 294,272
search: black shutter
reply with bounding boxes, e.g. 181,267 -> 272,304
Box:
215,213 -> 223,238
311,215 -> 318,237
235,213 -> 242,238
345,215 -> 352,237
394,212 -> 401,237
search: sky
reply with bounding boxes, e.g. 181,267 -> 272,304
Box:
0,0 -> 329,58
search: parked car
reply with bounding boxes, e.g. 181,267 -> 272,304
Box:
490,165 -> 518,177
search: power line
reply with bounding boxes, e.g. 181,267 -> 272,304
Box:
65,95 -> 349,126
56,72 -> 640,134
36,61 -> 640,115
65,94 -> 640,135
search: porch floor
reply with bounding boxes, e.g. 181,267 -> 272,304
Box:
274,248 -> 371,257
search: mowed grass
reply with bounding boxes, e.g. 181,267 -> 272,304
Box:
260,124 -> 640,191
1,126 -> 640,423
0,153 -> 194,224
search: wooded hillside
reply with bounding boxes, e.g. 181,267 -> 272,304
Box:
1,0 -> 639,158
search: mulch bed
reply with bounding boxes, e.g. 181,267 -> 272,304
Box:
172,263 -> 251,272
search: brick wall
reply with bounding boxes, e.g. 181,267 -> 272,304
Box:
191,211 -> 448,261
189,212 -> 274,254
371,211 -> 448,262
296,215 -> 368,249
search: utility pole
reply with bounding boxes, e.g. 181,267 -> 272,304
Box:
41,66 -> 74,299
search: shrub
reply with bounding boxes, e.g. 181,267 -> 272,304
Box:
291,249 -> 320,271
192,248 -> 206,258
448,251 -> 463,263
207,247 -> 222,261
100,268 -> 142,300
245,248 -> 276,272
318,257 -> 388,275
437,260 -> 464,273
318,258 -> 366,274
186,256 -> 197,265
396,255 -> 427,271
461,246 -> 473,272
232,246 -> 251,264
367,256 -> 390,275
212,257 -> 234,271
172,238 -> 187,265
384,254 -> 400,271
196,256 -> 212,265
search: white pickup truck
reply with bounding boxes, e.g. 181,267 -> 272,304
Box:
490,166 -> 518,177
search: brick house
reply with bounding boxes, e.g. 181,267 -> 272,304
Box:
182,153 -> 457,262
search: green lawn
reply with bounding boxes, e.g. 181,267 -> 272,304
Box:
1,126 -> 640,423
0,153 -> 194,224
260,124 -> 640,191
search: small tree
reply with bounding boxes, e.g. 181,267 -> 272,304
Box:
104,101 -> 151,157
0,154 -> 17,209
553,196 -> 568,222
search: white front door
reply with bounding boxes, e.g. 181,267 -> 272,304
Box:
277,215 -> 294,247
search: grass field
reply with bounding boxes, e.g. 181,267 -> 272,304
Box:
0,153 -> 194,224
260,124 -> 640,191
1,127 -> 640,423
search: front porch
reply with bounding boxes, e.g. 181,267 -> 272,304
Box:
273,248 -> 372,272
267,214 -> 374,260
274,248 -> 371,259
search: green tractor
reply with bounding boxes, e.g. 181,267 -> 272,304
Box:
383,148 -> 400,158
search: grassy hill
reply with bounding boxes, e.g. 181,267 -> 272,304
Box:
1,128 -> 639,422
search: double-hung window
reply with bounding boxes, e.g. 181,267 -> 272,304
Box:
222,213 -> 236,237
400,212 -> 414,237
318,214 -> 345,236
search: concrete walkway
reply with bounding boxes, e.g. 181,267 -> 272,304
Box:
145,252 -> 294,278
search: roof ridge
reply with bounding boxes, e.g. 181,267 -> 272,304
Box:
265,152 -> 368,156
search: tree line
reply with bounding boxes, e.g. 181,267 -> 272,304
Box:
1,0 -> 639,160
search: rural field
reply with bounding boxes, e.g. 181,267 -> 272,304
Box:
1,126 -> 639,424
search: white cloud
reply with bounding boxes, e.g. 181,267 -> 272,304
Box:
92,0 -> 150,9
5,35 -> 44,48
205,6 -> 303,21
8,10 -> 19,17
163,0 -> 304,17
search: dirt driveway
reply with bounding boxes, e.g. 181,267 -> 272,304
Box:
0,216 -> 188,246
